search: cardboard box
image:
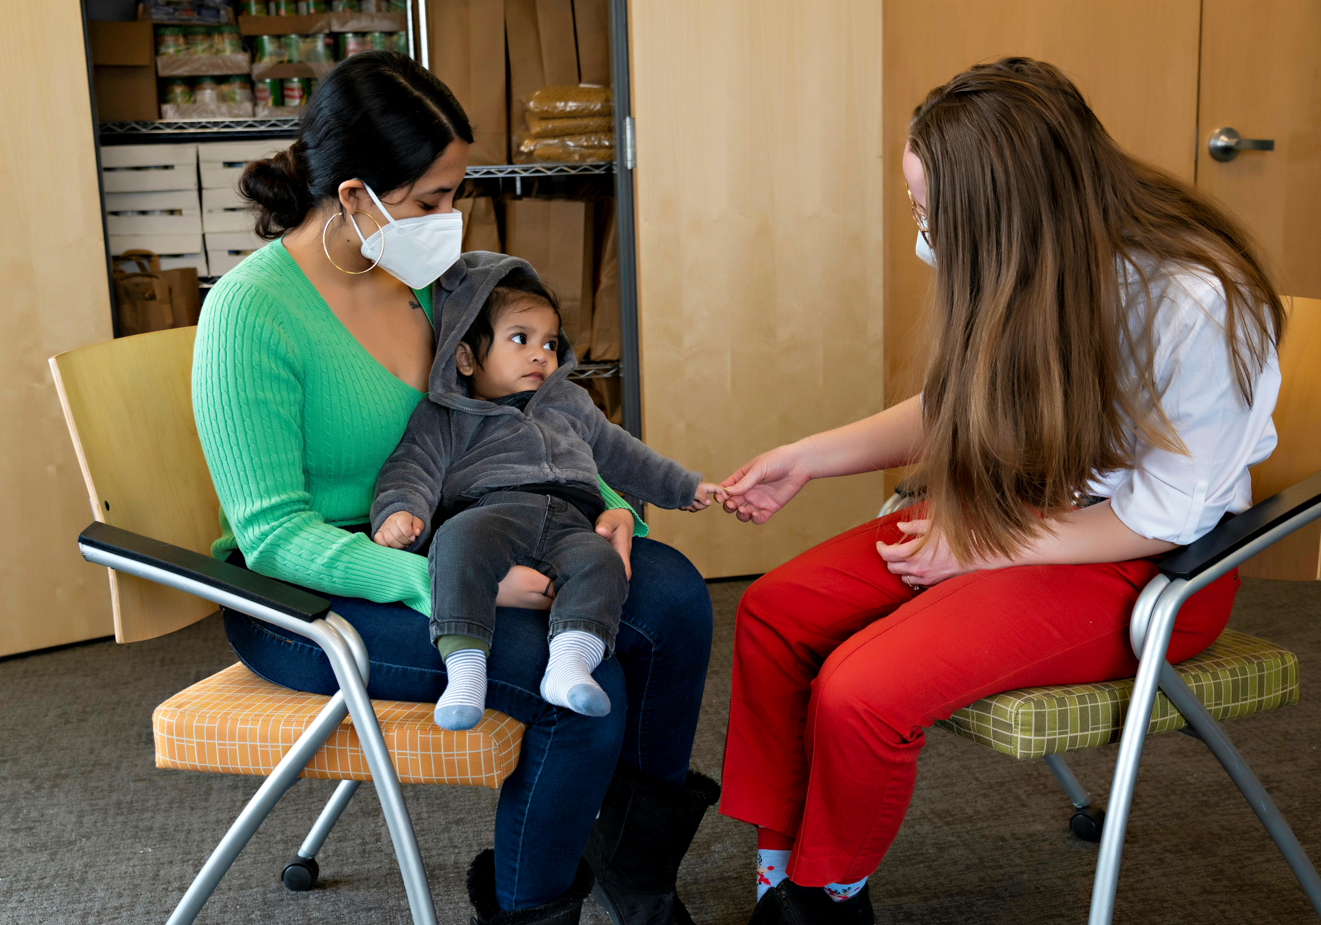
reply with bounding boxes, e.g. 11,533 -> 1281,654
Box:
206,249 -> 254,276
107,211 -> 203,236
250,61 -> 337,80
573,0 -> 611,86
428,0 -> 507,164
160,254 -> 211,276
160,102 -> 256,121
203,210 -> 257,234
89,21 -> 159,122
198,140 -> 291,190
205,231 -> 266,253
109,233 -> 205,257
202,185 -> 256,236
101,144 -> 199,193
503,198 -> 594,358
156,53 -> 252,77
237,13 -> 331,35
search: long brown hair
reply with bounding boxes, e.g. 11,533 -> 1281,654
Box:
908,57 -> 1284,563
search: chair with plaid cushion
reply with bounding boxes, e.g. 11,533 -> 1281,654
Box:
50,325 -> 524,925
878,296 -> 1321,924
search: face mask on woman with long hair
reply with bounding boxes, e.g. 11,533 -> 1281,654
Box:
915,230 -> 936,268
351,181 -> 464,289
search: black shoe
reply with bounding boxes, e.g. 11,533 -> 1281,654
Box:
467,848 -> 594,925
584,764 -> 721,925
748,879 -> 874,925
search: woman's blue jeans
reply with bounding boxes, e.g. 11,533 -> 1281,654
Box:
222,537 -> 712,911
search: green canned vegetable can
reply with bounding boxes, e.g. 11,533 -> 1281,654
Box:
217,25 -> 245,54
297,0 -> 328,12
184,26 -> 217,56
155,27 -> 186,56
297,34 -> 329,62
330,0 -> 358,10
253,35 -> 284,63
282,77 -> 308,108
367,31 -> 389,51
389,0 -> 407,11
253,78 -> 281,106
220,76 -> 253,103
239,0 -> 264,14
267,0 -> 294,14
339,32 -> 369,57
163,78 -> 192,105
392,31 -> 408,53
281,34 -> 302,63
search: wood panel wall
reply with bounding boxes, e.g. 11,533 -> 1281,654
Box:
629,0 -> 886,578
0,1 -> 116,655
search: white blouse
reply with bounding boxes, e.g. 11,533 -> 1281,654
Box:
1087,258 -> 1280,545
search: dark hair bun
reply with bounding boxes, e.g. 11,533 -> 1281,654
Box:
239,145 -> 312,239
236,53 -> 474,242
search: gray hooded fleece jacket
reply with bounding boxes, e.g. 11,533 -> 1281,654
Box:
370,252 -> 701,551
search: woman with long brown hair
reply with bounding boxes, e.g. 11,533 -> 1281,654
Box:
717,57 -> 1285,924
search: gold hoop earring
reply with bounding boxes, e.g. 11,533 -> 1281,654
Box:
322,209 -> 384,275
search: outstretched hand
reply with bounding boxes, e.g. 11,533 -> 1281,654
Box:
682,482 -> 729,512
718,445 -> 813,525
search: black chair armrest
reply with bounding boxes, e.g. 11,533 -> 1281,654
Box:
78,521 -> 331,622
1159,470 -> 1321,581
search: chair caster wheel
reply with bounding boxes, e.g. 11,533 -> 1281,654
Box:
281,854 -> 319,891
1070,806 -> 1105,842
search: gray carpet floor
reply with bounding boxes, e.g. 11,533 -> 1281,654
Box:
1,577 -> 1319,924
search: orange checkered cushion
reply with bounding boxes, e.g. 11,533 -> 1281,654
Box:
152,662 -> 524,788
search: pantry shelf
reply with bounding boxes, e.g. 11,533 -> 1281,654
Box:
567,362 -> 621,380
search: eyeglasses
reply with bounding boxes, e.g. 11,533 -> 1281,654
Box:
907,187 -> 930,247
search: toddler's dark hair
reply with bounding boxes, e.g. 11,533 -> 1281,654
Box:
461,267 -> 563,367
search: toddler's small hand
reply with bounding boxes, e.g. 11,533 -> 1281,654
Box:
374,511 -> 425,549
682,482 -> 729,512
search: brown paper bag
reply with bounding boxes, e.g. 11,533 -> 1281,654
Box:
161,267 -> 201,326
585,377 -> 622,425
428,0 -> 508,164
505,0 -> 545,161
536,0 -> 579,86
112,252 -> 175,337
572,0 -> 610,86
504,198 -> 594,358
456,196 -> 503,253
590,204 -> 621,361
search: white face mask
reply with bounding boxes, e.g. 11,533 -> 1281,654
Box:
915,230 -> 936,268
350,182 -> 464,289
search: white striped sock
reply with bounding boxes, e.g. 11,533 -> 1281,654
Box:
435,648 -> 487,731
539,630 -> 610,716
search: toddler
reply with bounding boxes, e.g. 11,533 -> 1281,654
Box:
371,253 -> 722,730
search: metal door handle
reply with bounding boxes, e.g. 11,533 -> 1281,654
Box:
1208,127 -> 1276,162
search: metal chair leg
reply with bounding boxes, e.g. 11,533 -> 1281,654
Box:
316,614 -> 438,925
1089,577 -> 1183,925
166,689 -> 351,925
1044,753 -> 1091,808
1044,753 -> 1106,842
1158,662 -> 1321,917
282,780 -> 362,892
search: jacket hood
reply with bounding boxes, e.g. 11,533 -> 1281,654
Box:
428,251 -> 577,413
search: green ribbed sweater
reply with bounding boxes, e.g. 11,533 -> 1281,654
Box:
192,240 -> 643,617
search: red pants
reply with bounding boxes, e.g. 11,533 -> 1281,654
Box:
719,508 -> 1238,886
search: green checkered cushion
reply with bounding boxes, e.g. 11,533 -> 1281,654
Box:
935,629 -> 1299,761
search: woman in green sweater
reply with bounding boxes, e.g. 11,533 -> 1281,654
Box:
192,52 -> 716,925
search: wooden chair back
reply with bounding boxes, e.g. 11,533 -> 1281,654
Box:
50,326 -> 221,642
1243,295 -> 1321,580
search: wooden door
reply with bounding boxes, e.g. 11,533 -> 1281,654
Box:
1198,0 -> 1321,301
629,0 -> 885,578
0,1 -> 116,655
882,0 -> 1203,426
1197,1 -> 1321,579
